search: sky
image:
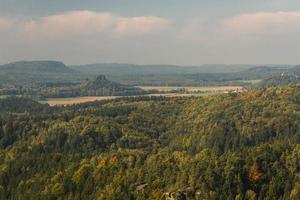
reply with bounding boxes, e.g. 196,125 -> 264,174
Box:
1,0 -> 300,65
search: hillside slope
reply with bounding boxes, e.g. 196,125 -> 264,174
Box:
256,74 -> 300,88
70,63 -> 254,76
36,75 -> 145,98
0,75 -> 145,98
0,85 -> 299,199
0,61 -> 83,84
1,61 -> 299,86
79,75 -> 145,96
70,63 -> 300,86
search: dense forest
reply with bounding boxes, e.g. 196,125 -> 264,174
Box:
0,85 -> 299,199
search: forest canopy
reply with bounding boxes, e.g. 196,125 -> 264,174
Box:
0,85 -> 299,199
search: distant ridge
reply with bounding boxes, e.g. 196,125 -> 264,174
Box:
69,63 -> 255,76
0,60 -> 82,84
1,60 -> 300,86
35,75 -> 146,98
256,74 -> 300,88
236,65 -> 300,80
81,75 -> 145,96
0,61 -> 71,72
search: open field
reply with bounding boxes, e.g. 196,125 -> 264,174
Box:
43,94 -> 194,106
241,79 -> 262,84
43,93 -> 224,106
42,86 -> 245,106
42,96 -> 118,106
138,86 -> 244,92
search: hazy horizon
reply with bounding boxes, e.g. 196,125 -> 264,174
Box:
0,60 -> 297,67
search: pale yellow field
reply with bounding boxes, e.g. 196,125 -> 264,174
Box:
44,96 -> 118,106
145,93 -> 195,97
44,86 -> 244,106
44,94 -> 198,106
139,86 -> 243,92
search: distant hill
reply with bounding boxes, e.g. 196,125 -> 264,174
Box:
84,75 -> 120,90
70,63 -> 254,76
234,66 -> 300,80
0,61 -> 83,84
80,75 -> 145,96
289,65 -> 300,74
0,74 -> 145,98
1,60 -> 300,87
0,61 -> 70,72
70,63 -> 300,86
180,65 -> 300,85
31,75 -> 146,98
255,74 -> 300,88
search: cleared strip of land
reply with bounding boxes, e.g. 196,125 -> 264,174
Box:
43,96 -> 118,106
43,86 -> 245,106
43,94 -> 192,106
139,86 -> 243,92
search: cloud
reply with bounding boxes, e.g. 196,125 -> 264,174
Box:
173,11 -> 300,64
176,11 -> 300,47
0,17 -> 12,31
0,10 -> 170,39
2,10 -> 300,65
24,11 -> 117,38
114,16 -> 170,36
223,11 -> 300,35
175,18 -> 224,46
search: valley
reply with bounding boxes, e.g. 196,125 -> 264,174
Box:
2,1 -> 300,199
0,61 -> 299,199
1,61 -> 299,102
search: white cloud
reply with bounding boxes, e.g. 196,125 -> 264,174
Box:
173,11 -> 300,64
23,11 -> 117,38
114,16 -> 170,36
0,10 -> 170,39
175,18 -> 224,47
223,11 -> 300,35
176,11 -> 300,46
0,17 -> 12,31
2,10 -> 300,64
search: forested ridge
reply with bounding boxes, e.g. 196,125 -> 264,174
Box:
255,75 -> 300,89
0,75 -> 146,99
0,85 -> 299,199
0,61 -> 82,84
1,60 -> 300,88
